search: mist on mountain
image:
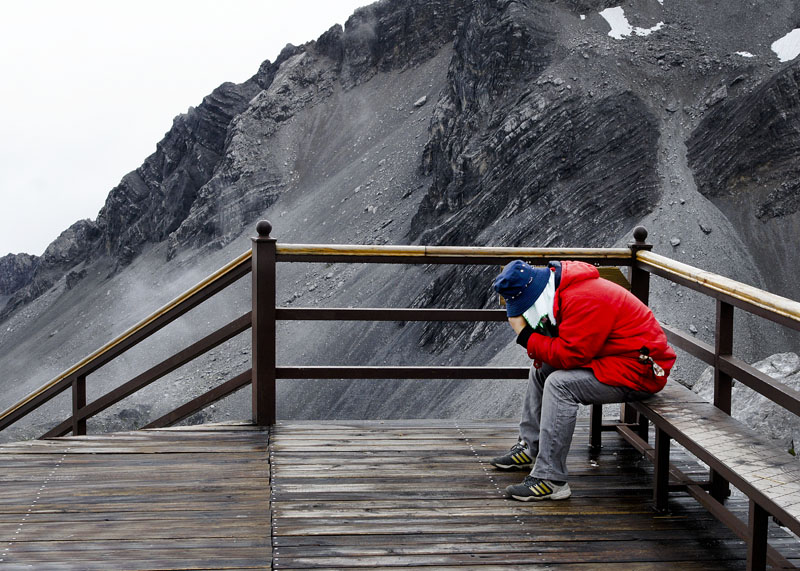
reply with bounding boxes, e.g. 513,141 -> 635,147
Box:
1,0 -> 799,440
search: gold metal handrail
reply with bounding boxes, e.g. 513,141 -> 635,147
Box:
637,250 -> 800,325
276,243 -> 633,259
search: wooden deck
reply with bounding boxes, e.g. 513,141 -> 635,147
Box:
0,420 -> 799,569
0,424 -> 270,570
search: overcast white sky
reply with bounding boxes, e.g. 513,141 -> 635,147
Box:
0,0 -> 368,257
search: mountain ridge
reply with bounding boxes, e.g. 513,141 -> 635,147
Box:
2,0 -> 800,438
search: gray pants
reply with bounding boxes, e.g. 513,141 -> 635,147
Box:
520,363 -> 651,481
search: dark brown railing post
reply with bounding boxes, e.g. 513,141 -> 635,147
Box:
252,220 -> 277,426
618,226 -> 654,428
629,226 -> 653,305
710,299 -> 734,501
72,374 -> 86,436
714,300 -> 734,414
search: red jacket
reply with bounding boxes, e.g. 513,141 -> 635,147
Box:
524,261 -> 676,393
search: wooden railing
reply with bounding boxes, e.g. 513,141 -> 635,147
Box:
1,222 -> 799,442
637,249 -> 800,418
0,251 -> 254,437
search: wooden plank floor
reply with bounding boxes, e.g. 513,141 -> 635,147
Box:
1,420 -> 798,569
0,423 -> 270,570
271,419 -> 800,570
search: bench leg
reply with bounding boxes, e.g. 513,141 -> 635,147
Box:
710,469 -> 731,502
590,404 -> 602,449
636,414 -> 649,444
746,500 -> 768,571
654,427 -> 670,512
620,402 -> 638,425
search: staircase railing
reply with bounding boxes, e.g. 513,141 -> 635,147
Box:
1,222 -> 799,441
0,251 -> 253,437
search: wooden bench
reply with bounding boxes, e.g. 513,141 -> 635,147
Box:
596,381 -> 800,570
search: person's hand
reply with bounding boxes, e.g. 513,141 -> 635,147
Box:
508,315 -> 526,335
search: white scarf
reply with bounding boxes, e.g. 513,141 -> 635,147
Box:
521,271 -> 557,332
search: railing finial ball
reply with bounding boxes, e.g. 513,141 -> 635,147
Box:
633,226 -> 648,243
256,220 -> 273,238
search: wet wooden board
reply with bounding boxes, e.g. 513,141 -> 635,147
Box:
2,419 -> 799,569
0,425 -> 270,570
636,380 -> 800,537
271,419 -> 800,569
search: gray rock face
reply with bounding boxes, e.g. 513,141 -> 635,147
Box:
168,0 -> 467,254
340,0 -> 470,85
3,0 -> 800,436
167,50 -> 338,252
96,80 -> 262,265
689,62 -> 800,209
693,353 -> 800,456
2,80 -> 262,316
0,220 -> 100,321
413,0 -> 556,243
688,62 -> 800,298
413,0 -> 660,252
564,0 -> 621,10
0,253 -> 37,297
11,0 -> 799,321
407,0 -> 659,346
415,86 -> 659,247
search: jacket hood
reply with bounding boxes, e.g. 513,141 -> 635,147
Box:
558,260 -> 600,289
553,261 -> 599,322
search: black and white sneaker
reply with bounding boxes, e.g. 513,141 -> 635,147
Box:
505,475 -> 571,501
490,440 -> 534,470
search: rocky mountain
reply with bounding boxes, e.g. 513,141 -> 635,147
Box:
0,253 -> 37,298
2,0 -> 800,439
688,62 -> 800,298
0,220 -> 100,322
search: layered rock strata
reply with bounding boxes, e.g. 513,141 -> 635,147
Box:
3,0 -> 800,431
688,61 -> 800,297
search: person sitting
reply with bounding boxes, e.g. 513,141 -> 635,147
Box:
491,259 -> 676,501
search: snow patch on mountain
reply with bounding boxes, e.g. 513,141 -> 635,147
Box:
772,29 -> 800,62
599,6 -> 664,40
